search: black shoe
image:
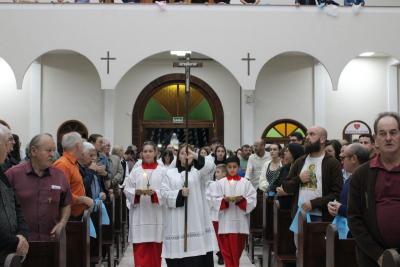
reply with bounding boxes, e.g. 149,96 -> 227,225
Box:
217,254 -> 224,265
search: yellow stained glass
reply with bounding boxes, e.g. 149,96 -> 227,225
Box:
274,123 -> 286,137
286,123 -> 298,136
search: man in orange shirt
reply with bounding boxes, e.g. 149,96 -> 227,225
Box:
54,132 -> 93,220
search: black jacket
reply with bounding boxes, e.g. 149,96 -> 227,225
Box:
348,161 -> 389,266
0,168 -> 28,265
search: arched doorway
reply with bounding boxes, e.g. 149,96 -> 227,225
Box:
342,120 -> 372,143
262,119 -> 307,145
57,120 -> 89,152
132,74 -> 224,148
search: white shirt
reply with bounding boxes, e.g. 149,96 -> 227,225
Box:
298,154 -> 324,216
206,181 -> 220,222
213,177 -> 257,234
124,165 -> 165,243
160,156 -> 218,259
245,152 -> 271,189
258,159 -> 282,192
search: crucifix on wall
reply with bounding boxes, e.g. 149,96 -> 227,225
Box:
242,52 -> 255,76
101,51 -> 116,74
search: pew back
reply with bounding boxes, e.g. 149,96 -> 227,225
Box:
66,210 -> 90,267
326,224 -> 357,267
297,211 -> 330,267
383,249 -> 400,267
23,226 -> 66,267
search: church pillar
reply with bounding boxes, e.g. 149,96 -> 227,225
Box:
386,59 -> 399,112
28,60 -> 42,137
103,90 -> 115,144
313,62 -> 329,127
241,88 -> 255,146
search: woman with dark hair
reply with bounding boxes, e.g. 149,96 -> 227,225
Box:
10,134 -> 21,163
161,144 -> 217,267
214,145 -> 227,165
161,149 -> 175,169
276,143 -> 305,206
325,139 -> 342,162
199,147 -> 209,158
259,143 -> 282,195
124,141 -> 165,267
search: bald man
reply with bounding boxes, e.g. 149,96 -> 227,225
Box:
282,126 -> 342,222
245,138 -> 270,189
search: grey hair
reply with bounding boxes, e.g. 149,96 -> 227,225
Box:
28,133 -> 53,157
82,142 -> 95,153
0,124 -> 10,145
62,132 -> 82,151
112,145 -> 123,156
348,143 -> 370,165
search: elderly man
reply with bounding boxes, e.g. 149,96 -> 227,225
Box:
54,132 -> 93,220
6,134 -> 72,241
0,125 -> 29,265
282,126 -> 342,221
245,138 -> 270,189
109,146 -> 124,192
349,112 -> 400,267
327,143 -> 369,219
88,134 -> 110,186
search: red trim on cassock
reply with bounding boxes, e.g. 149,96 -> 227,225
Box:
236,197 -> 247,211
227,175 -> 241,181
151,192 -> 159,204
142,162 -> 158,169
133,242 -> 162,267
134,194 -> 140,204
220,199 -> 229,210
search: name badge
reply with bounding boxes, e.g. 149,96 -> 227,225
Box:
51,185 -> 61,190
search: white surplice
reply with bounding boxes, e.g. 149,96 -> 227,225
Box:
214,177 -> 257,234
160,156 -> 218,259
124,164 -> 165,243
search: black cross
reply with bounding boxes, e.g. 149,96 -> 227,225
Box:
101,51 -> 116,74
241,52 -> 256,76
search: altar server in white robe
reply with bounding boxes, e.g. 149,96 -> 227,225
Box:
124,141 -> 165,267
161,144 -> 218,267
214,156 -> 257,267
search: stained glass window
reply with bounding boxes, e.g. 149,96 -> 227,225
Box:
263,119 -> 307,143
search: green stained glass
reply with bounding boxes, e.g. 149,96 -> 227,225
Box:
266,127 -> 283,138
189,99 -> 213,121
144,98 -> 171,121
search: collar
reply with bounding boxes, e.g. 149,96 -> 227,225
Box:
227,175 -> 241,181
63,151 -> 78,165
370,154 -> 400,172
26,161 -> 51,177
142,162 -> 158,170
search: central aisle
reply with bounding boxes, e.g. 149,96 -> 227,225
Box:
118,244 -> 257,267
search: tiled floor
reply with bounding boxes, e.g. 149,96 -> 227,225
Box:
118,245 -> 257,267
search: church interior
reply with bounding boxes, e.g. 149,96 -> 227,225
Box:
1,1 -> 400,267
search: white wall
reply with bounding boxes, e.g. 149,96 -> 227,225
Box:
326,57 -> 390,139
254,55 -> 314,140
41,53 -> 104,140
0,57 -> 31,149
114,58 -> 241,149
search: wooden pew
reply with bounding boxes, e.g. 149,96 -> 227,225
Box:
102,194 -> 115,267
120,191 -> 128,254
383,249 -> 400,267
273,198 -> 296,267
326,224 -> 357,267
297,211 -> 330,267
22,226 -> 66,267
248,190 -> 264,264
4,254 -> 21,267
90,201 -> 103,267
66,209 -> 90,267
113,192 -> 123,264
261,194 -> 274,267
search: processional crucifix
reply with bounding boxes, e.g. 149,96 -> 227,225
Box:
173,53 -> 203,252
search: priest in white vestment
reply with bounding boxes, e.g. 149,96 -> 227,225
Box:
161,145 -> 218,267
